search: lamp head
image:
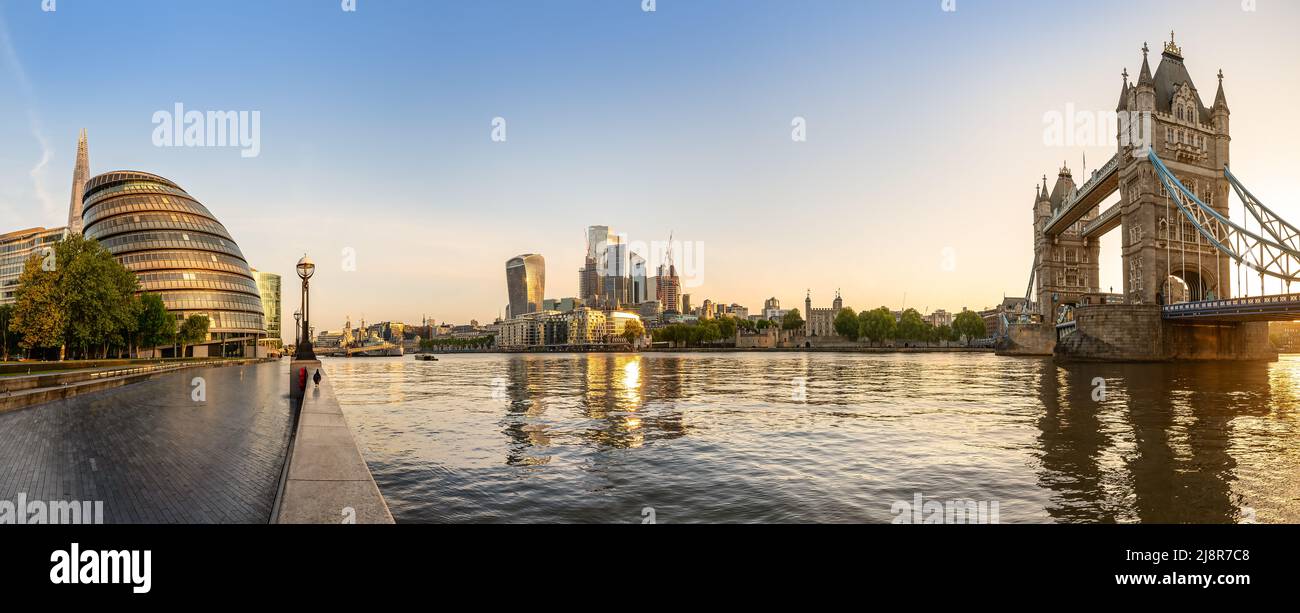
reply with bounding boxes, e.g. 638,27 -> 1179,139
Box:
296,255 -> 315,280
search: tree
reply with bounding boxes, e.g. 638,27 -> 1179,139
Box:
834,307 -> 859,340
59,235 -> 140,359
936,324 -> 956,343
11,251 -> 65,358
896,308 -> 926,341
714,316 -> 738,340
0,304 -> 16,361
621,319 -> 645,345
177,315 -> 211,357
952,310 -> 988,345
782,308 -> 805,332
858,307 -> 896,346
136,294 -> 174,357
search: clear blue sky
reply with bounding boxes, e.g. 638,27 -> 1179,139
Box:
4,0 -> 1300,338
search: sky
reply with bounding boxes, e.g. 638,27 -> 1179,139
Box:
4,0 -> 1300,341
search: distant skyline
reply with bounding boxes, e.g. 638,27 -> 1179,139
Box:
5,1 -> 1300,338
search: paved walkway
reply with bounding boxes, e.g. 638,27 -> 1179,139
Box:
0,361 -> 293,523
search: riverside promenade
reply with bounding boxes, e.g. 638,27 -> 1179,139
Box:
0,360 -> 293,523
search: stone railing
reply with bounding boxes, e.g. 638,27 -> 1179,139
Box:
274,366 -> 394,524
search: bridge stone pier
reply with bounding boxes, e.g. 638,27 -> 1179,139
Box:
1055,305 -> 1275,362
1003,33 -> 1282,362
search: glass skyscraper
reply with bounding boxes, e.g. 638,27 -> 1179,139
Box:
506,254 -> 545,318
252,269 -> 283,348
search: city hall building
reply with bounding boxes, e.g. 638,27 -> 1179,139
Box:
81,171 -> 267,357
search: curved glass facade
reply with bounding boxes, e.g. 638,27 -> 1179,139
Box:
82,171 -> 264,336
506,254 -> 545,318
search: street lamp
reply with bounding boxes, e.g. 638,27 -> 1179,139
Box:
293,308 -> 302,346
295,255 -> 317,360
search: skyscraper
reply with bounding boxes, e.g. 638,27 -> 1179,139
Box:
252,269 -> 283,348
630,252 -> 647,304
67,129 -> 90,235
506,254 -> 545,318
656,264 -> 680,314
582,225 -> 611,306
602,236 -> 627,307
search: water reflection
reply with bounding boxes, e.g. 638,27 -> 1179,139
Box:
1035,360 -> 1279,523
326,353 -> 1300,523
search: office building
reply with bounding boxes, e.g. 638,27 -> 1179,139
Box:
0,227 -> 68,306
82,171 -> 265,355
506,254 -> 545,318
252,269 -> 282,349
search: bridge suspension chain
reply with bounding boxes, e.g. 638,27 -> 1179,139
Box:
1226,166 -> 1298,293
1149,150 -> 1300,287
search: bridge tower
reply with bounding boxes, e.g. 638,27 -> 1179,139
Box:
1033,167 -> 1101,321
1116,34 -> 1232,304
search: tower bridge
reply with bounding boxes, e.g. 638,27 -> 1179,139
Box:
1000,33 -> 1298,362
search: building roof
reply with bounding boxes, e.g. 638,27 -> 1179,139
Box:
1152,50 -> 1212,123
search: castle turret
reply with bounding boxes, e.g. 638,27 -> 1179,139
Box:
805,290 -> 812,337
1135,43 -> 1156,113
1116,68 -> 1130,113
1213,69 -> 1231,162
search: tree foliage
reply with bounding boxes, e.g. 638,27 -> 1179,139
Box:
0,304 -> 18,361
952,310 -> 988,344
781,308 -> 805,331
11,249 -> 66,354
651,315 -> 748,347
621,319 -> 646,344
895,308 -> 927,341
6,235 -> 159,359
136,293 -> 175,351
858,307 -> 896,345
419,335 -> 496,350
833,307 -> 859,340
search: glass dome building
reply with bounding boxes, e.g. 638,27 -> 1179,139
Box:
81,171 -> 265,351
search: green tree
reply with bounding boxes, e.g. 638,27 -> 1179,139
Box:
896,308 -> 926,341
59,235 -> 140,359
0,304 -> 17,361
136,293 -> 174,357
952,310 -> 988,345
782,308 -> 805,332
936,324 -> 956,343
621,319 -> 645,345
833,307 -> 859,340
11,251 -> 65,358
858,307 -> 896,346
715,316 -> 738,340
177,314 -> 211,357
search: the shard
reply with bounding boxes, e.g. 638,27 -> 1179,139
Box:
67,129 -> 89,234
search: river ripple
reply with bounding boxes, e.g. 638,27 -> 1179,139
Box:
325,352 -> 1300,523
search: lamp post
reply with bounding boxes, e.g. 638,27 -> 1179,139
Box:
293,308 -> 302,346
295,255 -> 317,360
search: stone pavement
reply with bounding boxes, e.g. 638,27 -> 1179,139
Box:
0,361 -> 293,523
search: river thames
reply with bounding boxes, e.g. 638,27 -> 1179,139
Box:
324,352 -> 1300,524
